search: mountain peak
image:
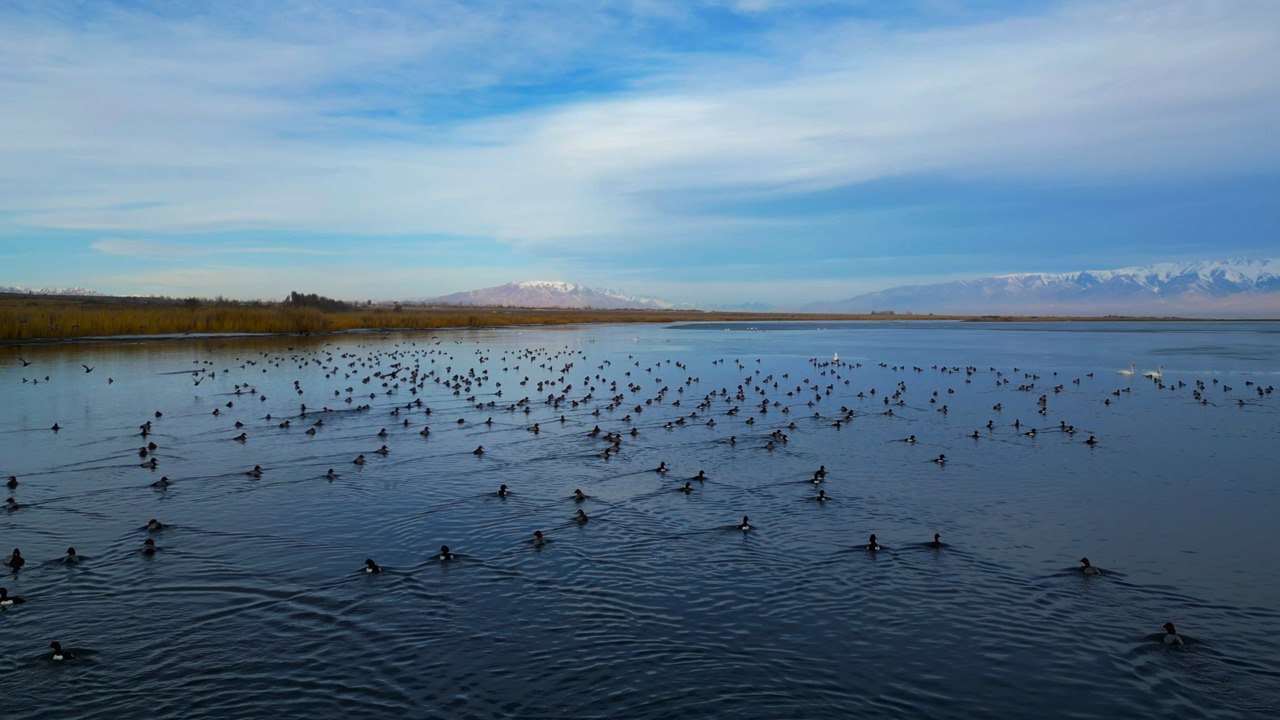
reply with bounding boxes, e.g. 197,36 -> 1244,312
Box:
427,281 -> 678,310
806,258 -> 1280,318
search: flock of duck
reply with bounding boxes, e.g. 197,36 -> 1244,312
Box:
6,335 -> 1271,663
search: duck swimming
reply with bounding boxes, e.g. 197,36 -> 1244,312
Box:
1162,622 -> 1184,645
5,476 -> 16,490
926,533 -> 944,549
575,509 -> 589,523
364,558 -> 382,574
573,488 -> 587,502
497,484 -> 509,498
1079,557 -> 1100,575
815,489 -> 828,502
142,538 -> 158,556
4,497 -> 17,511
679,481 -> 693,494
438,545 -> 454,561
146,518 -> 164,532
531,530 -> 547,547
0,587 -> 25,606
473,445 -> 485,456
247,465 -> 263,478
7,548 -> 23,572
50,641 -> 73,661
867,533 -> 882,551
62,547 -> 81,564
737,515 -> 752,531
151,476 -> 171,489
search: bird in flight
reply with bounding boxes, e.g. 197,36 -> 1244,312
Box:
82,365 -> 95,373
18,358 -> 31,367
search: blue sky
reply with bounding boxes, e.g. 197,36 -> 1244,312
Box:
1,0 -> 1278,306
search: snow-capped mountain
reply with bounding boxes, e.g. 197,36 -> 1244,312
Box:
0,285 -> 102,296
804,259 -> 1280,317
427,281 -> 678,310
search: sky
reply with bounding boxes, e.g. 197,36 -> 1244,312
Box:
1,0 -> 1278,307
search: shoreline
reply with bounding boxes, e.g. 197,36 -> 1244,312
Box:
3,291 -> 1273,345
3,313 -> 1273,347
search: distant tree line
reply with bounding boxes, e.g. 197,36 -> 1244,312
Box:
283,291 -> 353,312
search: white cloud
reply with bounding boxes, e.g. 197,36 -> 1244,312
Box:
89,239 -> 338,257
1,0 -> 1278,253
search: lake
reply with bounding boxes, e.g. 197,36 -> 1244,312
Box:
2,321 -> 1278,719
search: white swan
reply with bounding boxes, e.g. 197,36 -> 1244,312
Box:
1117,362 -> 1135,376
1143,365 -> 1163,380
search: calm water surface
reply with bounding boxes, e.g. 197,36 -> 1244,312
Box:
1,321 -> 1278,719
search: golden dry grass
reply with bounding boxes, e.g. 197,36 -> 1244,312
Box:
0,294 -> 906,342
0,293 -> 1183,343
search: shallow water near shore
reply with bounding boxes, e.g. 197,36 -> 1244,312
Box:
2,320 -> 1278,719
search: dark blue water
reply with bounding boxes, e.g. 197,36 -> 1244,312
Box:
2,321 -> 1278,719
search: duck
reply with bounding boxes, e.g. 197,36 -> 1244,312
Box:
151,476 -> 171,489
5,476 -> 17,490
363,558 -> 382,574
438,545 -> 454,561
695,470 -> 707,481
1084,435 -> 1097,446
654,462 -> 668,474
4,497 -> 17,511
926,533 -> 944,549
326,468 -> 337,479
572,488 -> 587,502
1079,557 -> 1100,575
50,641 -> 74,661
497,484 -> 509,498
866,533 -> 882,551
574,509 -> 589,523
679,481 -> 693,494
737,515 -> 752,531
931,454 -> 947,465
473,445 -> 485,456
0,587 -> 25,606
142,538 -> 158,556
353,454 -> 366,465
146,518 -> 165,532
815,489 -> 828,502
1162,622 -> 1184,645
247,465 -> 263,478
7,548 -> 23,572
62,547 -> 81,564
531,530 -> 547,547
374,445 -> 389,456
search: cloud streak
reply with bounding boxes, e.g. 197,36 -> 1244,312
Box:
1,0 -> 1278,302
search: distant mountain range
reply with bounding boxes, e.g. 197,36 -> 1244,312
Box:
426,281 -> 679,310
1,284 -> 102,297
804,259 -> 1280,317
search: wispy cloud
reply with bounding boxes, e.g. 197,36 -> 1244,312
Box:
2,1 -> 1278,302
89,239 -> 340,258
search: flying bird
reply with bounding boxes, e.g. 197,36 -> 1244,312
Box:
82,365 -> 95,373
